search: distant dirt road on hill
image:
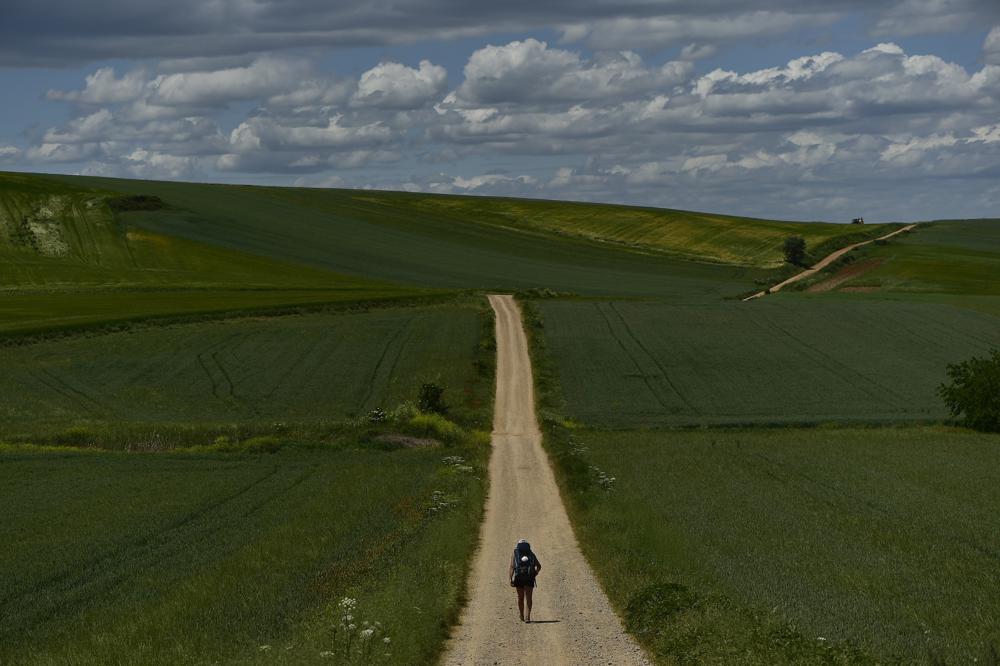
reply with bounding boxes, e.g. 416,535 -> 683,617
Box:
441,295 -> 649,666
744,224 -> 917,301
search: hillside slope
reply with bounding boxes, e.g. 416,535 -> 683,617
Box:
6,171 -> 904,301
830,218 -> 1000,295
0,172 -> 382,290
397,194 -> 892,268
0,173 -> 429,335
27,172 -> 889,300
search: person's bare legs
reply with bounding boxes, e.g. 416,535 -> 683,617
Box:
516,586 -> 525,621
524,586 -> 533,623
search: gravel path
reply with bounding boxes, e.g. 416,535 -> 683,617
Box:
441,295 -> 650,666
743,224 -> 917,301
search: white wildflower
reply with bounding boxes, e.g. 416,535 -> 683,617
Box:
360,628 -> 376,641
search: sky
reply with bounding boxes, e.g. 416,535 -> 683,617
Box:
1,1 -> 999,222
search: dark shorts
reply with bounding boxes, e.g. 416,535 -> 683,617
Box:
514,578 -> 536,589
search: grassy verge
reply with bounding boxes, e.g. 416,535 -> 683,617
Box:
520,297 -> 1000,664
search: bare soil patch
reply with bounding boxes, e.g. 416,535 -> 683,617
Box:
808,257 -> 885,293
374,433 -> 440,448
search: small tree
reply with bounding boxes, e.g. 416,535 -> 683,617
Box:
783,236 -> 807,266
418,382 -> 448,415
937,349 -> 1000,432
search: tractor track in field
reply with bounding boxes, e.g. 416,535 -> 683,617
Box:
33,367 -> 106,416
0,463 -> 295,617
441,295 -> 649,666
746,311 -> 910,407
593,302 -> 674,413
359,315 -> 414,412
608,302 -> 701,415
194,333 -> 243,403
1,463 -> 325,644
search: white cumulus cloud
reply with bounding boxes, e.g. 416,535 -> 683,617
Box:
48,67 -> 148,104
352,60 -> 447,109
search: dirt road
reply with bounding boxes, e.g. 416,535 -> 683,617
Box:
743,224 -> 917,301
442,295 -> 649,665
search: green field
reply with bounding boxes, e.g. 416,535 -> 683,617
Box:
0,442 -> 485,665
0,303 -> 485,433
0,172 -> 437,333
2,290 -> 494,664
5,168 -> 1000,664
551,426 -> 1000,663
535,298 -> 1000,427
27,172 -> 876,299
375,194 -> 893,268
802,219 -> 1000,296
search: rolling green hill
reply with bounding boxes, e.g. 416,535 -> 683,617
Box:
3,171 -> 902,306
0,172 -> 437,334
4,169 -> 1000,666
0,171 -> 396,291
30,173 -> 759,299
396,194 -> 893,267
822,218 -> 1000,295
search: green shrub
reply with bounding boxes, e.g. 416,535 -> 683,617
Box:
938,348 -> 1000,432
418,382 -> 448,415
106,194 -> 165,212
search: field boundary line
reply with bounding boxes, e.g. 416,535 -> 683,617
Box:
743,224 -> 917,301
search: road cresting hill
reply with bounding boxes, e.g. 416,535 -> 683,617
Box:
743,224 -> 918,301
441,295 -> 650,666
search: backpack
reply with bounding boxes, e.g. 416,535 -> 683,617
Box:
511,544 -> 536,585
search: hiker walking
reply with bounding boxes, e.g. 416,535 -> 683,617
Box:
508,539 -> 542,622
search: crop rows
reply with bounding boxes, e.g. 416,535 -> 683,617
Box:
538,298 -> 1000,427
0,444 -> 484,665
0,305 -> 482,431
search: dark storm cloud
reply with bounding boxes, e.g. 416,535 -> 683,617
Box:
3,0 -> 998,65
